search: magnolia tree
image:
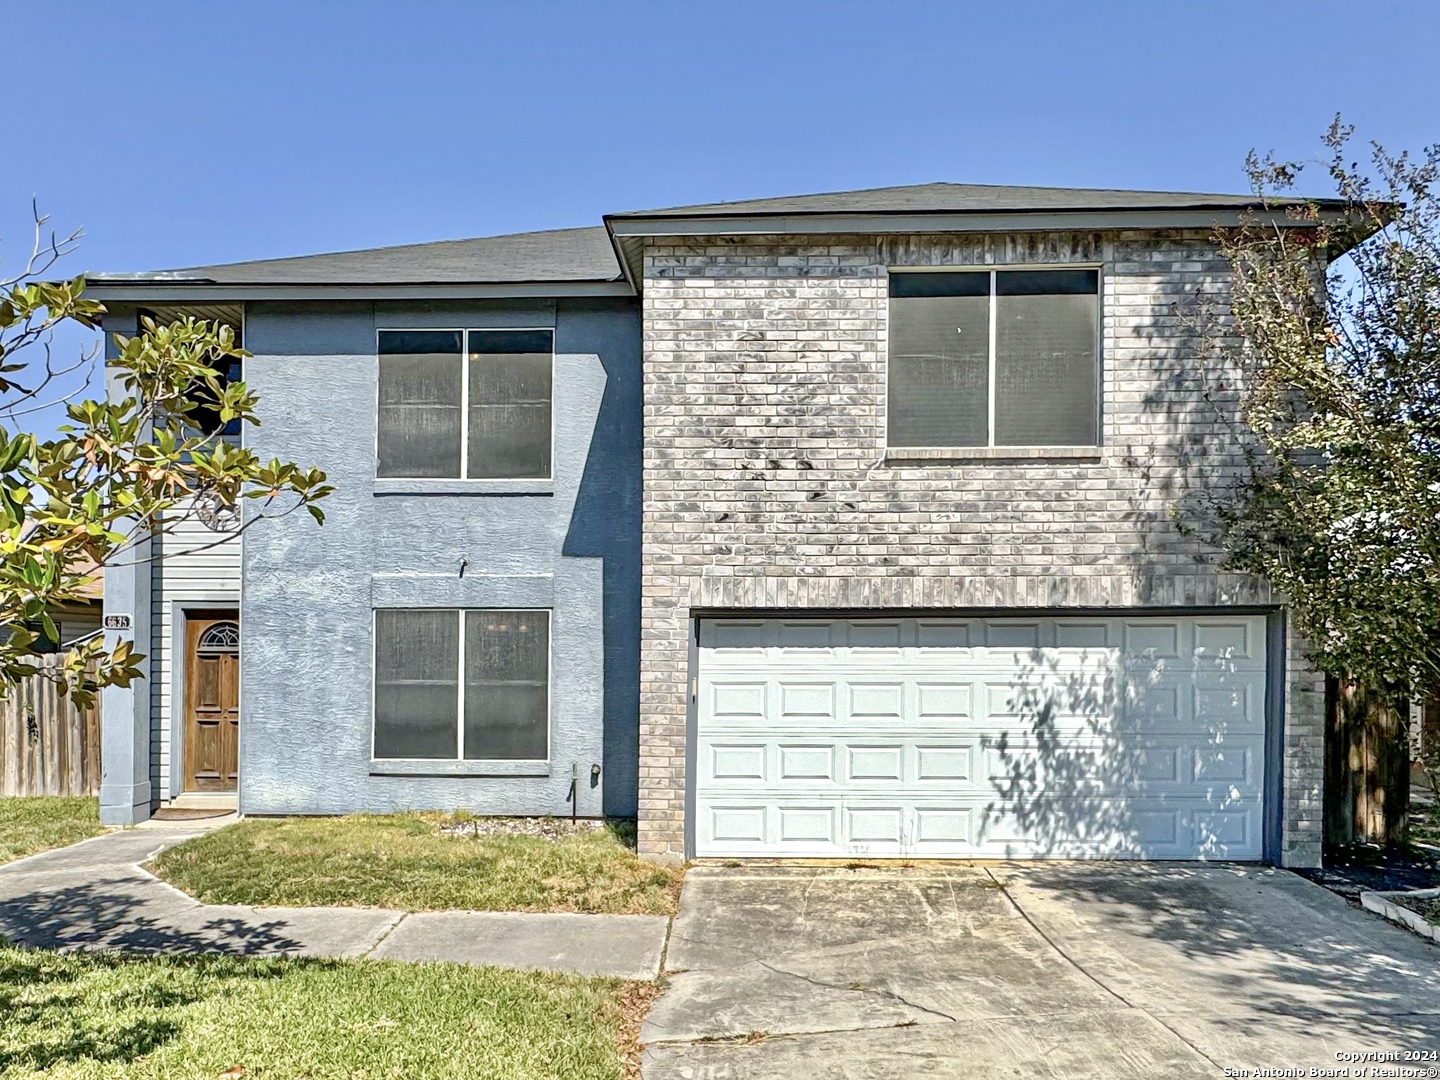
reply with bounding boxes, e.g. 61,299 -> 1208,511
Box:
0,209 -> 332,707
1191,121 -> 1440,797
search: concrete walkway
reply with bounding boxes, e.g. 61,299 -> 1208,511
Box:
644,863 -> 1440,1079
0,827 -> 668,980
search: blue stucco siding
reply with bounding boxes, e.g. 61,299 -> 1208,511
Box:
238,297 -> 641,817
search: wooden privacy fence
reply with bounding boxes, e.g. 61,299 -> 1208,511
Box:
0,656 -> 101,797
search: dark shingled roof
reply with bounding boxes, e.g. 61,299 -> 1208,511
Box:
88,183 -> 1343,290
89,225 -> 621,286
607,181 -> 1318,219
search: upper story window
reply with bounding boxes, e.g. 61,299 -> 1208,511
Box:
376,329 -> 553,479
887,269 -> 1100,448
140,308 -> 244,437
187,354 -> 244,437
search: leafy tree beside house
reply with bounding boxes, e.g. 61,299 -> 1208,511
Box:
1192,120 -> 1440,841
0,209 -> 332,707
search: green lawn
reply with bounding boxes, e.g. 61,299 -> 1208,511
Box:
0,945 -> 640,1079
149,815 -> 683,915
0,796 -> 104,865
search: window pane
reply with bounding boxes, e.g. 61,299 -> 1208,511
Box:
887,293 -> 990,447
994,277 -> 1098,446
464,610 -> 549,760
467,331 -> 552,479
373,610 -> 458,759
889,272 -> 990,298
185,356 -> 244,437
377,331 -> 462,478
995,269 -> 1098,296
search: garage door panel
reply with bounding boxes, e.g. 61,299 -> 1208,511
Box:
701,736 -> 1264,793
697,802 -> 1266,861
1193,683 -> 1263,731
778,806 -> 837,844
1195,809 -> 1252,849
1123,620 -> 1183,658
696,615 -> 1269,860
1136,745 -> 1183,783
778,682 -> 834,718
709,682 -> 767,719
779,621 -> 834,650
1193,619 -> 1261,659
847,746 -> 905,781
1054,621 -> 1114,648
1125,652 -> 1269,677
981,735 -> 1264,792
843,620 -> 905,650
778,745 -> 836,781
1192,744 -> 1256,784
849,683 -> 906,718
847,807 -> 906,850
984,679 -> 1118,722
915,620 -> 974,649
707,805 -> 767,845
915,745 -> 974,781
915,683 -> 972,718
981,622 -> 1043,648
703,619 -> 772,651
707,744 -> 767,782
913,808 -> 975,849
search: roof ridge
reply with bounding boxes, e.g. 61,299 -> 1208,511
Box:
608,179 -> 1275,218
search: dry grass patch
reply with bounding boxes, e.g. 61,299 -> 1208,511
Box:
149,813 -> 683,915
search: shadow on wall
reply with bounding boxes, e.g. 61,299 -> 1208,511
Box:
559,300 -> 643,818
971,246 -> 1265,855
984,645 -> 1249,858
1062,237 -> 1263,597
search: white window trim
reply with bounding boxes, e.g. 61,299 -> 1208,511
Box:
883,265 -> 1104,453
370,607 -> 553,765
374,327 -> 556,482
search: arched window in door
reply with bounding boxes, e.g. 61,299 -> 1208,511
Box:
197,621 -> 240,654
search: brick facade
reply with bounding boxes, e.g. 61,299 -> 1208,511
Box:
637,230 -> 1325,867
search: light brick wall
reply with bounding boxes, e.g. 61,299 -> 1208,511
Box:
638,230 -> 1325,867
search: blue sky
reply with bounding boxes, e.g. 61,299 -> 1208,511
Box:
3,0 -> 1437,430
7,0 -> 1438,276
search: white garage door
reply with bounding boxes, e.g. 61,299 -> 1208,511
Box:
695,615 -> 1268,860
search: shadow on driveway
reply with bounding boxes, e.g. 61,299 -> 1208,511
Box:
642,863 -> 1440,1080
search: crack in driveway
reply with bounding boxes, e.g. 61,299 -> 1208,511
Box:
982,866 -> 1221,1072
754,959 -> 959,1024
643,865 -> 1440,1078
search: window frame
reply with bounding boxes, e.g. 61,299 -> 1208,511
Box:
373,327 -> 556,482
883,265 -> 1104,452
369,606 -> 553,765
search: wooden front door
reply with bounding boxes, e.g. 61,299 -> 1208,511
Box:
184,614 -> 239,792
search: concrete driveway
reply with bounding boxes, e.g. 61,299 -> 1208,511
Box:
643,863 -> 1440,1078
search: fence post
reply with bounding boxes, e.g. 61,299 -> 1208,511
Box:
1325,677 -> 1410,848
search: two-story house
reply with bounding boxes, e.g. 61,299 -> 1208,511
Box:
88,183 -> 1348,868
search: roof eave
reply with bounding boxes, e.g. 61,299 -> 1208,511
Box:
82,279 -> 636,302
602,205 -> 1345,287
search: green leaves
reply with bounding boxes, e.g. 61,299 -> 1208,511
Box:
1197,123 -> 1440,702
0,272 -> 333,706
